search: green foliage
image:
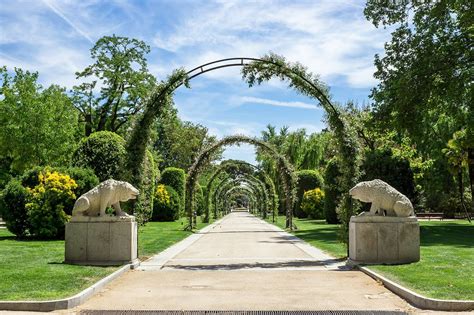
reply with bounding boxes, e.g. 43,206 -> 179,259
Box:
72,35 -> 156,135
72,131 -> 126,181
160,167 -> 185,215
295,170 -> 323,218
153,108 -> 220,171
186,135 -> 296,229
242,53 -> 359,243
133,150 -> 156,224
59,167 -> 99,196
361,148 -> 416,204
152,184 -> 179,222
194,184 -> 205,216
0,179 -> 30,237
323,158 -> 342,224
26,171 -> 77,239
0,67 -> 79,174
301,188 -> 325,219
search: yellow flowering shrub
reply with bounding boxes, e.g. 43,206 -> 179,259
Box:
152,184 -> 179,221
26,171 -> 77,239
301,188 -> 325,219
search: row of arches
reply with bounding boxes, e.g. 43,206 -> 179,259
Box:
125,53 -> 359,242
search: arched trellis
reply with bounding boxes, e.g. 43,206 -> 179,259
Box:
126,53 -> 359,245
214,179 -> 261,216
222,185 -> 258,214
185,135 -> 296,230
204,160 -> 277,222
218,181 -> 263,217
212,174 -> 269,219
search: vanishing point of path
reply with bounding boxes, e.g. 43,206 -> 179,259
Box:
74,212 -> 436,313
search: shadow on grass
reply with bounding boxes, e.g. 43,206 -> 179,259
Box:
420,224 -> 474,248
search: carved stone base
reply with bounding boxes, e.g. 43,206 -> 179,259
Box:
65,216 -> 138,266
349,215 -> 420,264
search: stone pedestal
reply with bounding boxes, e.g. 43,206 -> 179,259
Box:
349,215 -> 420,264
65,216 -> 138,266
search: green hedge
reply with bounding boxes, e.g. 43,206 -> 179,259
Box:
160,167 -> 185,215
295,170 -> 324,218
0,179 -> 29,238
133,150 -> 156,224
72,131 -> 126,181
323,158 -> 342,224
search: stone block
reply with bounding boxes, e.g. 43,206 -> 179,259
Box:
349,215 -> 419,264
65,217 -> 137,265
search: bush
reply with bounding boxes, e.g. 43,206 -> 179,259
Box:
295,170 -> 323,218
361,148 -> 416,203
0,179 -> 30,237
20,166 -> 99,197
152,184 -> 179,221
160,167 -> 185,214
72,131 -> 126,181
26,171 -> 77,239
59,167 -> 99,196
133,150 -> 156,224
323,158 -> 342,224
301,188 -> 325,219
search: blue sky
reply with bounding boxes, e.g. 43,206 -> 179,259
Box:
0,0 -> 391,163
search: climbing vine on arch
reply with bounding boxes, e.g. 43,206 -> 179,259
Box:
241,53 -> 360,246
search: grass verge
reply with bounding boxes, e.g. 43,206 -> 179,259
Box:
267,215 -> 473,300
0,215 -> 212,301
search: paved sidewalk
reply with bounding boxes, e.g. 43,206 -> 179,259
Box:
75,212 -> 418,312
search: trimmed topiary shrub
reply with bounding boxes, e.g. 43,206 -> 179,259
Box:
301,188 -> 325,219
133,149 -> 156,224
152,184 -> 179,221
295,170 -> 324,218
0,179 -> 30,238
26,170 -> 77,239
160,167 -> 185,215
72,131 -> 126,181
323,158 -> 342,224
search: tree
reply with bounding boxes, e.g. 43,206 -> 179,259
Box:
153,107 -> 219,171
73,35 -> 156,136
0,67 -> 78,175
364,0 -> 473,200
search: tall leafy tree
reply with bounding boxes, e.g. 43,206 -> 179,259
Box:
0,67 -> 78,175
365,0 -> 473,200
73,35 -> 156,136
153,107 -> 219,171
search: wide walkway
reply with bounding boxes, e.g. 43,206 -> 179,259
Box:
76,212 -> 418,312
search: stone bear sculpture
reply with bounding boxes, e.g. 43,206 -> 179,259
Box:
72,179 -> 139,217
349,179 -> 414,217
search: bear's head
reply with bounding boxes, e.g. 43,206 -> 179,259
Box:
349,181 -> 374,203
118,181 -> 139,202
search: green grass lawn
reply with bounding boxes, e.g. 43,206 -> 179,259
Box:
0,216 -> 212,301
267,215 -> 473,301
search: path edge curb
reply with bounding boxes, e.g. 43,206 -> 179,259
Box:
358,266 -> 474,312
0,262 -> 133,312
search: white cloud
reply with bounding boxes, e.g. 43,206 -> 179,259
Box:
150,0 -> 390,88
239,96 -> 321,110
